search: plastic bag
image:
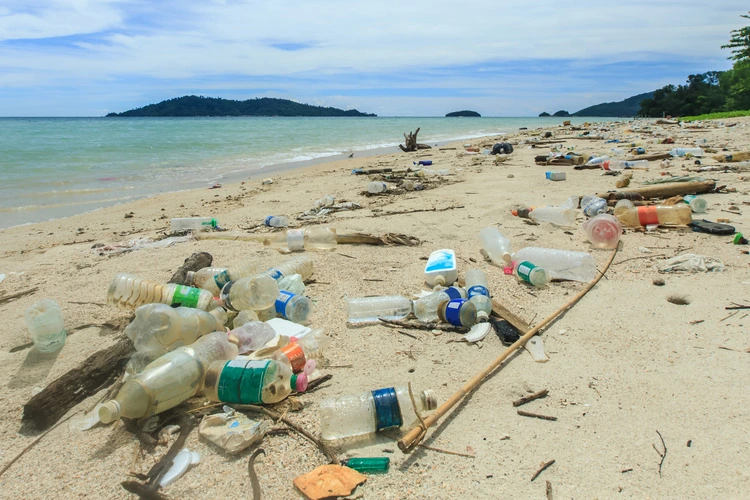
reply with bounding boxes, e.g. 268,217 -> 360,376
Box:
198,407 -> 270,453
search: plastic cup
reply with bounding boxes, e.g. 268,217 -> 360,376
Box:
25,299 -> 66,352
582,214 -> 622,249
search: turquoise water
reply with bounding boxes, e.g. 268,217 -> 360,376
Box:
0,116 -> 608,229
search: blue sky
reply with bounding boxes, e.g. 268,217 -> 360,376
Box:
0,1 -> 745,117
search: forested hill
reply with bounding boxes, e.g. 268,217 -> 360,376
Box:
106,96 -> 377,117
572,92 -> 655,117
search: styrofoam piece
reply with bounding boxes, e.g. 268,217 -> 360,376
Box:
525,335 -> 549,363
266,318 -> 312,339
158,448 -> 201,487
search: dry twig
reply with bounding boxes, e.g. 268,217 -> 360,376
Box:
531,459 -> 555,482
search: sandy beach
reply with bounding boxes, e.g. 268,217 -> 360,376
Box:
1,118 -> 749,499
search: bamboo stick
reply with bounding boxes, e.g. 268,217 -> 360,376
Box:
398,245 -> 619,453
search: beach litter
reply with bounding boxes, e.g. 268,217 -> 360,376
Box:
657,253 -> 725,273
294,464 -> 367,500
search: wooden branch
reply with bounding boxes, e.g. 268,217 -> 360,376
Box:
22,336 -> 133,431
517,410 -> 557,421
335,232 -> 421,246
0,287 -> 39,305
512,389 -> 549,407
531,459 -> 555,482
378,318 -> 469,333
168,252 -> 213,285
399,128 -> 421,152
596,180 -> 715,201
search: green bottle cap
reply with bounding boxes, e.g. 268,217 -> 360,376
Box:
733,233 -> 748,245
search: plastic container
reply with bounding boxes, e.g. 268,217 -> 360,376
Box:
613,199 -> 635,217
319,386 -> 437,441
219,274 -> 280,312
527,206 -> 577,227
585,155 -> 610,166
314,195 -> 335,209
424,249 -> 458,287
227,321 -> 277,354
414,160 -> 433,166
464,269 -> 492,322
512,247 -> 597,282
99,331 -> 238,423
683,195 -> 707,213
347,296 -> 413,324
581,195 -> 608,217
602,159 -> 649,170
367,182 -> 388,194
263,255 -> 314,282
203,354 -> 309,405
278,329 -> 330,373
187,261 -> 261,297
669,148 -> 704,157
25,299 -> 66,353
478,227 -> 512,265
513,261 -> 550,287
108,274 -> 218,310
264,227 -> 337,252
581,214 -> 622,249
616,204 -> 692,227
412,286 -> 466,322
264,215 -> 289,228
277,274 -> 306,295
340,457 -> 390,474
232,309 -> 260,329
125,303 -> 228,358
437,298 -> 477,327
273,290 -> 312,324
170,217 -> 218,233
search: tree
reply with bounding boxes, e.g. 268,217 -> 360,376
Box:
722,12 -> 750,62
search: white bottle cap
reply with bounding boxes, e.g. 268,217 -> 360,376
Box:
98,400 -> 121,424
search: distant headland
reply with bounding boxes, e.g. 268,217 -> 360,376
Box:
106,95 -> 377,117
445,110 -> 481,117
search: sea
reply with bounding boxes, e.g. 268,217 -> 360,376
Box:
0,116 -> 615,229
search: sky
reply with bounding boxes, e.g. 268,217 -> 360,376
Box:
0,1 -> 746,117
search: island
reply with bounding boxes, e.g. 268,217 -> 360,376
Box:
106,95 -> 377,117
445,110 -> 481,117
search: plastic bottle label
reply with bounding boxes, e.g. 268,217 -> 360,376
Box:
213,270 -> 231,290
443,299 -> 467,326
425,250 -> 456,272
287,229 -> 305,251
172,285 -> 201,308
280,342 -> 306,373
444,287 -> 463,300
516,262 -> 536,284
467,285 -> 489,298
220,281 -> 237,311
274,290 -> 295,319
266,268 -> 283,280
217,359 -> 270,404
264,216 -> 275,227
371,388 -> 403,430
637,206 -> 659,226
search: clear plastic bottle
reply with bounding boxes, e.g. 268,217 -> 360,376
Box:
367,182 -> 388,194
203,354 -> 309,405
424,249 -> 458,287
264,227 -> 337,252
581,214 -> 622,249
277,274 -> 306,295
413,286 -> 466,322
683,195 -> 707,213
314,195 -> 336,209
220,274 -> 279,312
513,261 -> 550,287
464,269 -> 492,322
613,199 -> 635,217
273,290 -> 312,324
98,331 -> 238,423
669,147 -> 704,157
478,227 -> 512,265
187,261 -> 261,297
125,303 -> 228,358
347,295 -> 413,324
602,159 -> 649,170
170,217 -> 218,233
512,247 -> 597,282
585,155 -> 610,166
319,386 -> 437,442
232,309 -> 260,329
226,321 -> 277,354
513,206 -> 576,227
278,329 -> 330,373
264,215 -> 289,228
437,298 -> 476,327
24,299 -> 66,353
616,204 -> 692,227
263,255 -> 314,282
107,273 -> 218,310
581,195 -> 608,217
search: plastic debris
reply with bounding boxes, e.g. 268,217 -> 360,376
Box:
198,407 -> 271,453
158,448 -> 201,487
293,464 -> 367,500
524,335 -> 549,363
463,322 -> 492,343
657,253 -> 725,273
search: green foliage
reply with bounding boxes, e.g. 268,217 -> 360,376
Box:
107,96 -> 377,117
721,12 -> 750,62
573,92 -> 654,117
681,109 -> 750,121
445,110 -> 481,117
538,112 -> 551,117
552,110 -> 570,117
638,72 -> 727,117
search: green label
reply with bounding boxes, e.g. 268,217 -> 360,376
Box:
213,270 -> 231,289
217,359 -> 270,404
516,261 -> 536,284
172,285 -> 201,308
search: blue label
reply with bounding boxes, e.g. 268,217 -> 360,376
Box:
371,388 -> 403,430
264,216 -> 274,226
467,285 -> 489,299
444,287 -> 463,300
213,269 -> 231,289
266,268 -> 283,280
444,299 -> 467,326
425,250 -> 455,272
274,290 -> 295,317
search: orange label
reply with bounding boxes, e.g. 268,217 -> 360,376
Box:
637,206 -> 659,226
280,343 -> 306,373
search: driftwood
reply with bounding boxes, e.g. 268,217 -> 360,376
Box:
535,156 -> 583,166
22,336 -> 134,431
0,287 -> 39,305
168,251 -> 213,285
596,180 -> 715,201
398,128 -> 432,152
628,153 -> 671,162
336,232 -> 421,246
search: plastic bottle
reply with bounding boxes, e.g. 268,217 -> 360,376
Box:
319,386 -> 437,442
340,457 -> 390,474
263,255 -> 314,282
585,155 -> 610,166
203,354 -> 310,405
525,206 -> 577,227
412,286 -> 466,322
226,321 -> 277,354
187,261 -> 261,297
232,309 -> 259,329
220,274 -> 279,312
170,217 -> 218,233
277,274 -> 306,295
278,329 -> 330,373
512,247 -> 597,282
613,199 -> 635,217
273,290 -> 312,324
669,147 -> 704,157
367,181 -> 388,194
464,269 -> 492,322
314,195 -> 335,209
478,227 -> 512,265
414,160 -> 433,166
98,331 -> 238,423
581,195 -> 608,217
264,215 -> 289,228
108,274 -> 218,310
24,299 -> 66,353
616,204 -> 692,227
683,195 -> 707,213
581,214 -> 622,249
125,303 -> 228,358
424,249 -> 458,287
264,227 -> 337,252
437,298 -> 477,327
347,295 -> 413,324
513,261 -> 550,287
602,159 -> 649,170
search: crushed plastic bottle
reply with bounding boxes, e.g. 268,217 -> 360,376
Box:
464,269 -> 492,321
581,195 -> 608,217
478,227 -> 512,265
367,181 -> 388,194
264,227 -> 337,252
616,204 -> 692,227
227,321 -> 277,354
413,286 -> 466,322
232,309 -> 260,329
319,386 -> 437,442
512,247 -> 597,282
277,329 -> 330,373
347,296 -> 412,324
108,274 -> 219,310
314,195 -> 336,209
